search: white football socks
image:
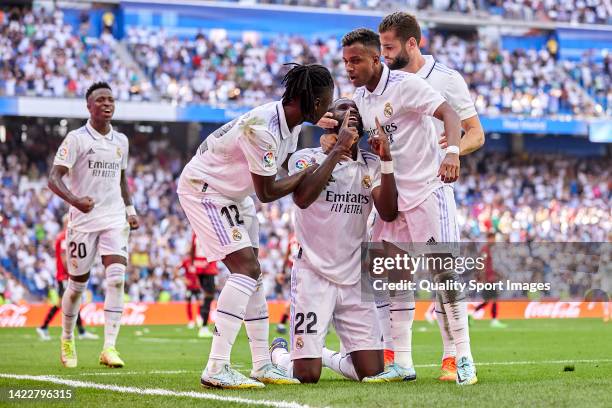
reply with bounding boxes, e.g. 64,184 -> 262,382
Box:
443,300 -> 473,361
389,300 -> 415,368
375,301 -> 393,350
435,296 -> 457,360
206,273 -> 256,375
322,347 -> 359,381
61,280 -> 87,340
103,263 -> 126,349
244,275 -> 271,372
271,345 -> 293,376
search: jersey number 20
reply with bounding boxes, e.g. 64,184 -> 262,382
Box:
69,242 -> 87,259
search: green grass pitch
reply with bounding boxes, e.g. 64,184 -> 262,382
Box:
0,319 -> 610,407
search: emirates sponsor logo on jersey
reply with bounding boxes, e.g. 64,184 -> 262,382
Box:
326,191 -> 370,214
80,303 -> 148,326
0,304 -> 29,327
365,122 -> 397,144
88,160 -> 120,177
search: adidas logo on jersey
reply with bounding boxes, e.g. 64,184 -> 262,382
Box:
426,237 -> 437,245
213,326 -> 220,336
87,148 -> 96,155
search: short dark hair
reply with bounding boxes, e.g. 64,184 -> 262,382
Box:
85,82 -> 112,100
341,28 -> 380,51
379,12 -> 421,45
281,63 -> 334,121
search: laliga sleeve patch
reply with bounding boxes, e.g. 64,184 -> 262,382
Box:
295,158 -> 309,170
263,150 -> 276,169
56,143 -> 69,160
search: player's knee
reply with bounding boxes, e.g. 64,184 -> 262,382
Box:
293,366 -> 321,384
105,263 -> 126,288
240,261 -> 261,280
67,279 -> 87,294
355,361 -> 383,380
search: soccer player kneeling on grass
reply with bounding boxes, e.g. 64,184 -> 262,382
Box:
270,98 -> 398,383
178,63 -> 341,389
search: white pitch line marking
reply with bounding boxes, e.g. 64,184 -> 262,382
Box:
52,359 -> 612,378
0,373 -> 316,408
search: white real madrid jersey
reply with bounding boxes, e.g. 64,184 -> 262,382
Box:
178,101 -> 301,201
416,55 -> 478,181
53,121 -> 129,232
353,63 -> 445,211
289,147 -> 381,285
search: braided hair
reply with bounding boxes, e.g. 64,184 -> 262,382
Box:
281,63 -> 334,122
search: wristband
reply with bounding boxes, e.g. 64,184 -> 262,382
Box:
126,205 -> 137,217
446,145 -> 460,155
380,160 -> 394,174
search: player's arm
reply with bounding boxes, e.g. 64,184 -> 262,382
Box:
241,126 -> 317,203
292,113 -> 356,209
369,117 -> 398,222
438,74 -> 484,155
48,165 -> 94,213
49,134 -> 94,213
401,76 -> 461,183
251,171 -> 312,204
433,102 -> 461,183
120,169 -> 139,230
459,116 -> 484,155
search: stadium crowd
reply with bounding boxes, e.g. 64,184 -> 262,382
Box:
426,33 -> 601,117
0,128 -> 609,304
240,0 -> 612,24
1,5 -> 608,117
0,6 -> 151,101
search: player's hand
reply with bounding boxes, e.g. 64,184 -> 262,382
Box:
320,133 -> 337,154
438,152 -> 460,183
439,132 -> 448,149
305,163 -> 320,174
316,112 -> 338,130
334,110 -> 358,153
73,196 -> 94,213
127,214 -> 140,230
369,117 -> 392,161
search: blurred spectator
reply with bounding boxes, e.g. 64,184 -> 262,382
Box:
0,6 -> 151,101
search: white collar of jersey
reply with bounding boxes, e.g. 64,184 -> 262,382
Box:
416,55 -> 436,79
276,101 -> 297,140
86,120 -> 114,141
355,149 -> 368,165
366,63 -> 391,97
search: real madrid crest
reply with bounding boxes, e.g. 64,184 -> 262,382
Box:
362,175 -> 372,189
232,228 -> 243,241
295,336 -> 304,350
116,147 -> 122,159
384,102 -> 393,118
